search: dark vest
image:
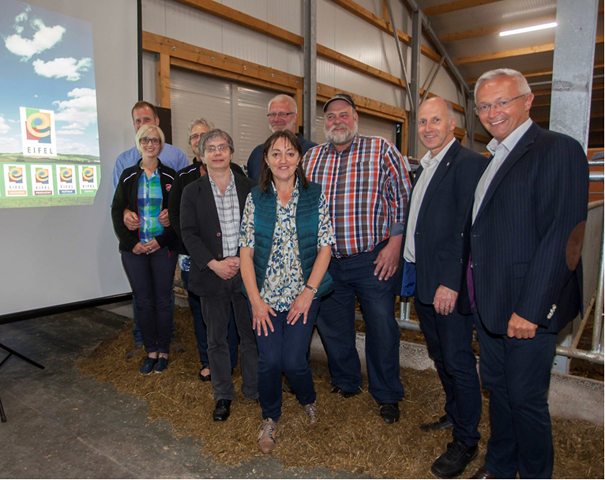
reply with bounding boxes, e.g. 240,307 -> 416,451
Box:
245,181 -> 333,299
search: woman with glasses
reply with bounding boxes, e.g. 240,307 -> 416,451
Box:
112,124 -> 179,375
239,130 -> 334,454
168,118 -> 242,382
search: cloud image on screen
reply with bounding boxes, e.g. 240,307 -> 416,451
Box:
0,0 -> 101,208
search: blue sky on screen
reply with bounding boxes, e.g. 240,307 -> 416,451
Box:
0,0 -> 100,157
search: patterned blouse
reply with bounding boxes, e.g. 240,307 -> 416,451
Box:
239,180 -> 335,312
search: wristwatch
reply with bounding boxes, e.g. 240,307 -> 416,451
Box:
305,284 -> 318,294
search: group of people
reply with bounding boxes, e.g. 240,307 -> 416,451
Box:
111,68 -> 589,479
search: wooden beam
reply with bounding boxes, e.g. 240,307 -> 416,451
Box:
467,63 -> 605,84
457,36 -> 604,66
170,57 -> 297,94
532,95 -> 604,108
155,53 -> 171,109
423,91 -> 465,113
329,0 -> 442,62
440,14 -> 556,43
316,83 -> 408,123
317,44 -> 407,89
143,31 -> 302,90
474,132 -> 491,143
532,112 -> 604,123
424,0 -> 504,16
172,0 -> 303,47
532,83 -> 604,98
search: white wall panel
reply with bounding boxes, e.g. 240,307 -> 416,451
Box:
267,39 -> 304,77
142,52 -> 157,105
142,0 -> 167,37
317,0 -> 336,48
267,0 -> 303,36
223,0 -> 267,21
164,0 -> 223,53
221,21 -> 269,67
170,68 -> 232,161
236,86 -> 277,165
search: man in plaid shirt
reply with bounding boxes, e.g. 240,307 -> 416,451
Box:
303,93 -> 411,424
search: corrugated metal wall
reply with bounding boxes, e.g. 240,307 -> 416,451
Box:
141,0 -> 470,160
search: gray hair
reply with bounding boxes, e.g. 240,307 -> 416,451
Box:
474,68 -> 531,100
268,94 -> 297,114
199,129 -> 235,158
188,118 -> 215,140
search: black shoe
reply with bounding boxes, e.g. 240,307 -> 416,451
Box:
331,386 -> 362,398
213,399 -> 231,422
420,415 -> 454,432
379,403 -> 400,424
430,440 -> 478,479
198,366 -> 211,382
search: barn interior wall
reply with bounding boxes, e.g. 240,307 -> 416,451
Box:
141,0 -> 479,158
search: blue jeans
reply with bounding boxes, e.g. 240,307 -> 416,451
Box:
317,241 -> 404,404
415,298 -> 481,446
256,299 -> 319,422
475,315 -> 558,479
181,269 -> 239,368
121,248 -> 178,354
132,292 -> 176,344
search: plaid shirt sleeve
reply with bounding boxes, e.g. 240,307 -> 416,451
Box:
383,140 -> 411,234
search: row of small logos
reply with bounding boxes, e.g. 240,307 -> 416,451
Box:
3,164 -> 99,197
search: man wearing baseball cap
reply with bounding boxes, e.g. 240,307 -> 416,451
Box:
303,93 -> 411,423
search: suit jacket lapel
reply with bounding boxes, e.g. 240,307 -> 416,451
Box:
474,123 -> 539,224
234,175 -> 249,217
417,140 -> 459,224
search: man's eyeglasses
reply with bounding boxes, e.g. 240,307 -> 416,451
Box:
267,112 -> 294,119
205,144 -> 229,153
189,133 -> 202,142
474,94 -> 528,115
140,137 -> 160,145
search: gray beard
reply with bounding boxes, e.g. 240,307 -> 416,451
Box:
325,123 -> 358,145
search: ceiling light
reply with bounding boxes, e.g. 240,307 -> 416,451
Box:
499,22 -> 558,37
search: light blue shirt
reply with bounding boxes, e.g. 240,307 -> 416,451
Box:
112,143 -> 189,192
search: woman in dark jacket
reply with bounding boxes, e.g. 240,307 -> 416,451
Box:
112,124 -> 178,375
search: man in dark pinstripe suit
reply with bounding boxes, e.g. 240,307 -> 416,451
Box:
462,69 -> 589,479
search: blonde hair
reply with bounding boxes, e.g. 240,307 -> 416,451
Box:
135,124 -> 165,156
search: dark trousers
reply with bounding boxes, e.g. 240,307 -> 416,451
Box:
475,315 -> 558,479
256,299 -> 319,422
121,248 -> 178,354
415,298 -> 481,446
317,242 -> 404,403
132,293 -> 176,344
200,276 -> 258,401
181,269 -> 239,368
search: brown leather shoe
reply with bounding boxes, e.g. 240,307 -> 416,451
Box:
471,466 -> 498,479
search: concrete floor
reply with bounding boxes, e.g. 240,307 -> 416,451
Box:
0,307 -> 363,479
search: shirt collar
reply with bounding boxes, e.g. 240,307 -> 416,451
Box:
420,137 -> 456,169
486,118 -> 533,156
208,169 -> 235,192
270,176 -> 300,198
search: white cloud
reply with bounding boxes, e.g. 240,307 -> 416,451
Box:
5,17 -> 65,61
57,141 -> 93,155
0,117 -> 11,134
33,57 -> 92,81
57,129 -> 84,135
0,136 -> 20,152
53,88 -> 98,131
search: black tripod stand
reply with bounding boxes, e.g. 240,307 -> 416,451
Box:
0,343 -> 45,422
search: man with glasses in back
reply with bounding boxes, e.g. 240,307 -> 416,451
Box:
112,101 -> 190,359
246,94 -> 316,182
461,69 -> 589,479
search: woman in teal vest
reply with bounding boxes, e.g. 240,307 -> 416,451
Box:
239,130 -> 334,455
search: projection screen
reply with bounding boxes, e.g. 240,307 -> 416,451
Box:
0,0 -> 137,316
